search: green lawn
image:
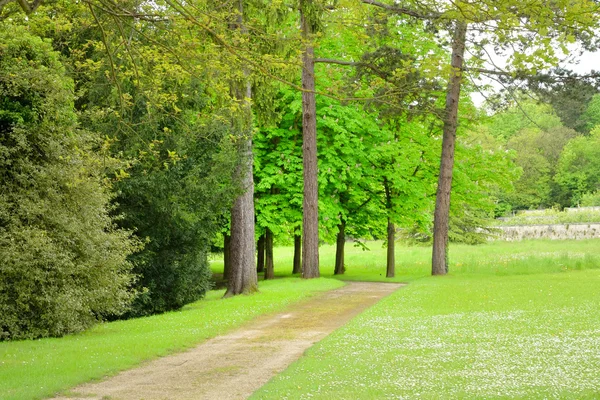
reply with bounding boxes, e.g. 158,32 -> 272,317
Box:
0,278 -> 344,400
5,239 -> 600,399
212,239 -> 600,282
250,240 -> 600,399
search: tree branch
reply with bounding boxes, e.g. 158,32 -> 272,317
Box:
359,0 -> 441,20
16,0 -> 42,14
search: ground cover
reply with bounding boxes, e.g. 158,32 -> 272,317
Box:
212,239 -> 600,281
252,269 -> 600,399
6,239 -> 600,400
0,278 -> 343,400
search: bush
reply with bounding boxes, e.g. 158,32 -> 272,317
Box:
114,127 -> 238,316
580,191 -> 600,207
0,27 -> 138,340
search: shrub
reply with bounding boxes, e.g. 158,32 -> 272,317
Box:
0,26 -> 138,340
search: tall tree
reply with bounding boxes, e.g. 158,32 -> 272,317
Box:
225,0 -> 258,296
431,21 -> 467,275
300,0 -> 320,278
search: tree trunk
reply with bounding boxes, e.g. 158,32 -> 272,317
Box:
386,218 -> 395,278
334,218 -> 346,275
224,1 -> 258,296
300,5 -> 320,279
223,233 -> 231,281
257,233 -> 265,273
264,228 -> 275,280
432,21 -> 467,276
293,234 -> 302,274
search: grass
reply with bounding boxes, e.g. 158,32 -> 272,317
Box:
0,278 -> 344,400
212,239 -> 600,282
6,238 -> 600,399
251,269 -> 600,399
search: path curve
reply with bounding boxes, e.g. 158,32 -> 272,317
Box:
52,281 -> 403,400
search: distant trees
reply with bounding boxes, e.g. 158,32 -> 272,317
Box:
485,96 -> 600,211
555,127 -> 600,207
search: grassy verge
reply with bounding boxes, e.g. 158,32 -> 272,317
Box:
252,270 -> 600,399
0,278 -> 344,400
211,239 -> 600,281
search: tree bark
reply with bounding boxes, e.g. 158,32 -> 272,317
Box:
257,233 -> 265,273
300,4 -> 320,279
432,21 -> 467,276
223,233 -> 231,281
224,0 -> 258,296
264,228 -> 275,280
386,218 -> 395,278
334,218 -> 346,275
293,234 -> 302,274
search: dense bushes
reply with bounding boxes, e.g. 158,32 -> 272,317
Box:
0,27 -> 138,340
113,121 -> 239,316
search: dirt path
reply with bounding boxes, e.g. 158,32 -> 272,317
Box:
52,281 -> 403,400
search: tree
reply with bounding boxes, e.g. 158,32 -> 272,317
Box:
527,69 -> 600,133
24,1 -> 245,310
225,0 -> 258,296
431,21 -> 467,275
359,0 -> 600,275
555,127 -> 600,206
581,94 -> 600,133
300,0 -> 321,278
0,25 -> 138,340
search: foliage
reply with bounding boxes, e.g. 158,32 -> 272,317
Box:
485,102 -> 581,210
494,208 -> 600,226
527,69 -> 600,133
581,93 -> 600,132
554,126 -> 600,207
487,100 -> 563,141
580,190 -> 600,207
24,3 -> 243,315
0,26 -> 138,340
448,127 -> 519,243
0,277 -> 344,400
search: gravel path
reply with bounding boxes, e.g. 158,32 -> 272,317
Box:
52,281 -> 403,400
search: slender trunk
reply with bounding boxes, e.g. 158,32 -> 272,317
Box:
257,233 -> 265,273
386,218 -> 395,278
293,234 -> 302,274
334,218 -> 346,275
224,1 -> 257,296
300,4 -> 320,279
432,21 -> 467,276
264,228 -> 275,280
223,233 -> 231,281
